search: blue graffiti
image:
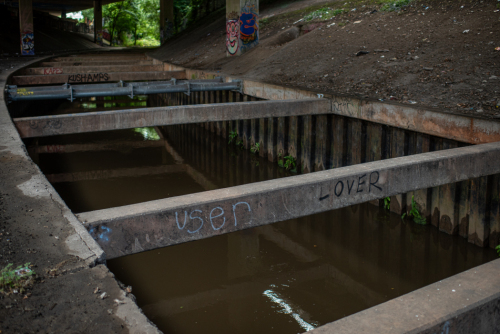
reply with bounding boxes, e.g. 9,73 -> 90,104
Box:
89,226 -> 112,242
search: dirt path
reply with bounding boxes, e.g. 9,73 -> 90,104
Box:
152,0 -> 500,120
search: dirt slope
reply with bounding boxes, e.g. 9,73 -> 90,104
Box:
151,0 -> 500,118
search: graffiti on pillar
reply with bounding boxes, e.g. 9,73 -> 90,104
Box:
96,30 -> 103,45
226,19 -> 239,55
21,31 -> 34,56
239,1 -> 258,53
161,19 -> 174,44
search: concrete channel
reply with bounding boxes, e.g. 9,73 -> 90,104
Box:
2,51 -> 500,333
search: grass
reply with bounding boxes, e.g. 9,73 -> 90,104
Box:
303,8 -> 345,22
0,263 -> 35,294
260,0 -> 415,28
380,0 -> 413,11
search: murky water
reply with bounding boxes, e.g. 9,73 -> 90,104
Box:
23,95 -> 498,334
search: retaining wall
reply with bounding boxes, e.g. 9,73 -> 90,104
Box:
148,79 -> 500,250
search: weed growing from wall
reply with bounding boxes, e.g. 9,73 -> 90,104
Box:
402,195 -> 426,225
384,197 -> 391,210
250,142 -> 261,154
228,131 -> 238,144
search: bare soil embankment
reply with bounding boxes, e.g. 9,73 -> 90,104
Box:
151,0 -> 500,118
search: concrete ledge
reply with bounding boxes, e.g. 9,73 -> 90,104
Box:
158,61 -> 500,144
310,258 -> 500,334
78,142 -> 500,259
11,70 -> 186,85
0,52 -> 162,334
13,99 -> 329,138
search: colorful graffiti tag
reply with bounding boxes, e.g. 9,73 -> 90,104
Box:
226,20 -> 239,55
21,30 -> 34,56
161,20 -> 174,44
239,2 -> 259,53
96,30 -> 103,45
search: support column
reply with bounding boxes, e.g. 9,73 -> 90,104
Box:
61,8 -> 67,19
226,0 -> 259,56
19,0 -> 34,56
160,0 -> 174,44
94,0 -> 103,45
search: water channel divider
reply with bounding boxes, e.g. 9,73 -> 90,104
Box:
149,60 -> 500,250
78,141 -> 500,259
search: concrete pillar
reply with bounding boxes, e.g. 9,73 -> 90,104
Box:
226,0 -> 259,56
94,0 -> 103,45
160,0 -> 174,44
19,0 -> 34,56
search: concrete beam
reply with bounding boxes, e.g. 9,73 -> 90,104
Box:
24,65 -> 164,75
14,99 -> 328,138
51,56 -> 148,62
77,141 -> 500,259
30,140 -> 165,154
11,70 -> 186,85
38,60 -> 154,67
45,164 -> 187,183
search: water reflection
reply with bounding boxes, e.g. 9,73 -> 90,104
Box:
107,204 -> 496,334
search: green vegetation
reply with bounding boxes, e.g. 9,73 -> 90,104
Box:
304,8 -> 345,22
402,195 -> 427,225
81,0 -> 160,46
250,142 -> 261,154
228,131 -> 238,144
496,245 -> 500,257
384,196 -> 391,210
0,263 -> 35,294
133,127 -> 160,140
278,155 -> 297,172
380,0 -> 412,12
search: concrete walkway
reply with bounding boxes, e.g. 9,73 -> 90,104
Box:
0,55 -> 160,333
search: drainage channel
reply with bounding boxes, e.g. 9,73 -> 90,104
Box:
16,95 -> 497,334
8,52 -> 500,333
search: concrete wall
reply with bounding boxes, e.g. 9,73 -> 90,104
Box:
148,87 -> 500,250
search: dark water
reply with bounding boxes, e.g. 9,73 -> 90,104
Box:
24,96 -> 498,334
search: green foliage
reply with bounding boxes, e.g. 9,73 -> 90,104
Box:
304,7 -> 345,22
380,0 -> 412,12
133,127 -> 160,140
250,142 -> 261,154
228,131 -> 238,144
100,0 -> 159,46
402,195 -> 427,225
0,263 -> 35,294
384,196 -> 391,210
278,155 -> 297,172
496,245 -> 500,257
236,139 -> 244,148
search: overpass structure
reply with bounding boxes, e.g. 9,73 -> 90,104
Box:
7,0 -> 259,56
